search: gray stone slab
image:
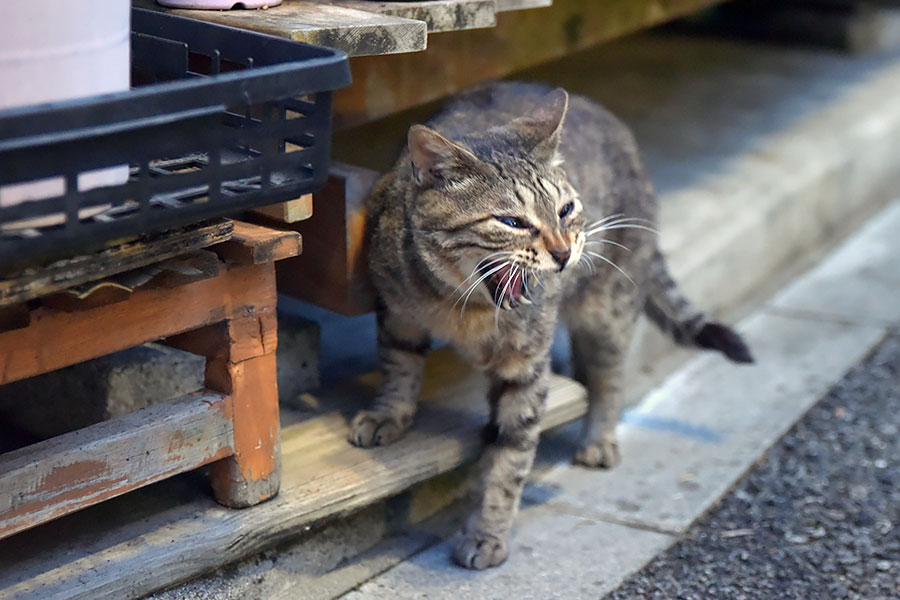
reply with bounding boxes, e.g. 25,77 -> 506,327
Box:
332,0 -> 496,34
768,200 -> 900,326
524,310 -> 885,534
276,309 -> 322,408
344,505 -> 674,600
0,343 -> 204,439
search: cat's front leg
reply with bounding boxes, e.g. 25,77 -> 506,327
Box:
349,304 -> 431,448
455,358 -> 549,570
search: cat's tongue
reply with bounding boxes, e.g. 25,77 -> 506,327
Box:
493,265 -> 526,309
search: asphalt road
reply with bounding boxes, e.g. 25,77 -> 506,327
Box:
607,330 -> 900,600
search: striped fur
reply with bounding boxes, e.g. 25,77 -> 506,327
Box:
350,82 -> 752,570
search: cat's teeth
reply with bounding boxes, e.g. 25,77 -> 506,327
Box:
501,297 -> 513,310
519,295 -> 533,305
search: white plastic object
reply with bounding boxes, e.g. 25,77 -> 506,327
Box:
0,0 -> 131,228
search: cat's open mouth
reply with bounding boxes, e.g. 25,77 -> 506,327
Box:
483,264 -> 532,310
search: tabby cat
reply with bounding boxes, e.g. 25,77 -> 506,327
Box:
349,82 -> 752,570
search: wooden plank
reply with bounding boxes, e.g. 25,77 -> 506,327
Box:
0,219 -> 233,307
167,311 -> 278,365
323,0 -> 496,33
261,162 -> 378,315
39,251 -> 223,312
41,284 -> 133,313
212,221 -> 302,265
250,194 -> 314,224
0,261 -> 275,385
0,349 -> 585,600
133,0 -> 428,57
332,0 -> 724,128
0,391 -> 232,540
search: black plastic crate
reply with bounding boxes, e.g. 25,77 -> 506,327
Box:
0,8 -> 351,269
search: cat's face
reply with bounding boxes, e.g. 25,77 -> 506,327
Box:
408,89 -> 584,309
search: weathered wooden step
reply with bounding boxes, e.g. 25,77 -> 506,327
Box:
133,0 -> 428,57
0,390 -> 231,540
0,349 -> 585,600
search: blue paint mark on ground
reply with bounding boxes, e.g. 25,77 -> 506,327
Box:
622,411 -> 724,443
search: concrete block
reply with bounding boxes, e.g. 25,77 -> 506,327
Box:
344,505 -> 675,600
0,343 -> 205,439
275,308 -> 321,408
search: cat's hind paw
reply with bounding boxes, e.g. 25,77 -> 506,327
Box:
348,410 -> 409,447
453,532 -> 509,570
573,439 -> 621,469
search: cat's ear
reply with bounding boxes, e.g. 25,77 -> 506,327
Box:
509,88 -> 569,164
408,125 -> 484,187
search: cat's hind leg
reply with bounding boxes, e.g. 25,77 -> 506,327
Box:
567,298 -> 638,469
349,305 -> 430,447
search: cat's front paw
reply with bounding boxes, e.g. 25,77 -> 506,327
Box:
453,531 -> 509,570
574,439 -> 621,469
348,410 -> 409,447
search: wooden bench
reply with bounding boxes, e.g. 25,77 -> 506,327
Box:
0,221 -> 300,540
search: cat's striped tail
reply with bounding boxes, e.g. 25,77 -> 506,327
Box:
643,250 -> 754,363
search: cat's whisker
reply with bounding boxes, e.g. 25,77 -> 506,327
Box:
494,264 -> 519,329
584,239 -> 632,253
586,223 -> 659,237
584,213 -> 626,230
455,252 -> 513,290
459,261 -> 508,302
586,251 -> 637,287
451,253 -> 513,299
475,251 -> 514,269
456,261 -> 509,313
585,219 -> 653,234
585,216 -> 656,232
458,261 -> 514,316
576,252 -> 596,274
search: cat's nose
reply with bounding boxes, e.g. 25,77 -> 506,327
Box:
549,245 -> 571,270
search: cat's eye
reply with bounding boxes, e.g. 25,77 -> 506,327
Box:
496,216 -> 529,229
559,201 -> 575,219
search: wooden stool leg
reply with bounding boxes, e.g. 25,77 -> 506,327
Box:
207,350 -> 281,507
169,309 -> 281,507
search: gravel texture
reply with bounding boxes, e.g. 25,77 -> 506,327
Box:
608,331 -> 900,600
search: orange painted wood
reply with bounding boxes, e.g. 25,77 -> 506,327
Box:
166,310 -> 277,365
0,262 -> 275,386
0,391 -> 232,540
0,225 -> 289,535
208,352 -> 281,507
41,284 -> 133,312
213,221 -> 302,265
0,303 -> 29,333
169,311 -> 281,507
